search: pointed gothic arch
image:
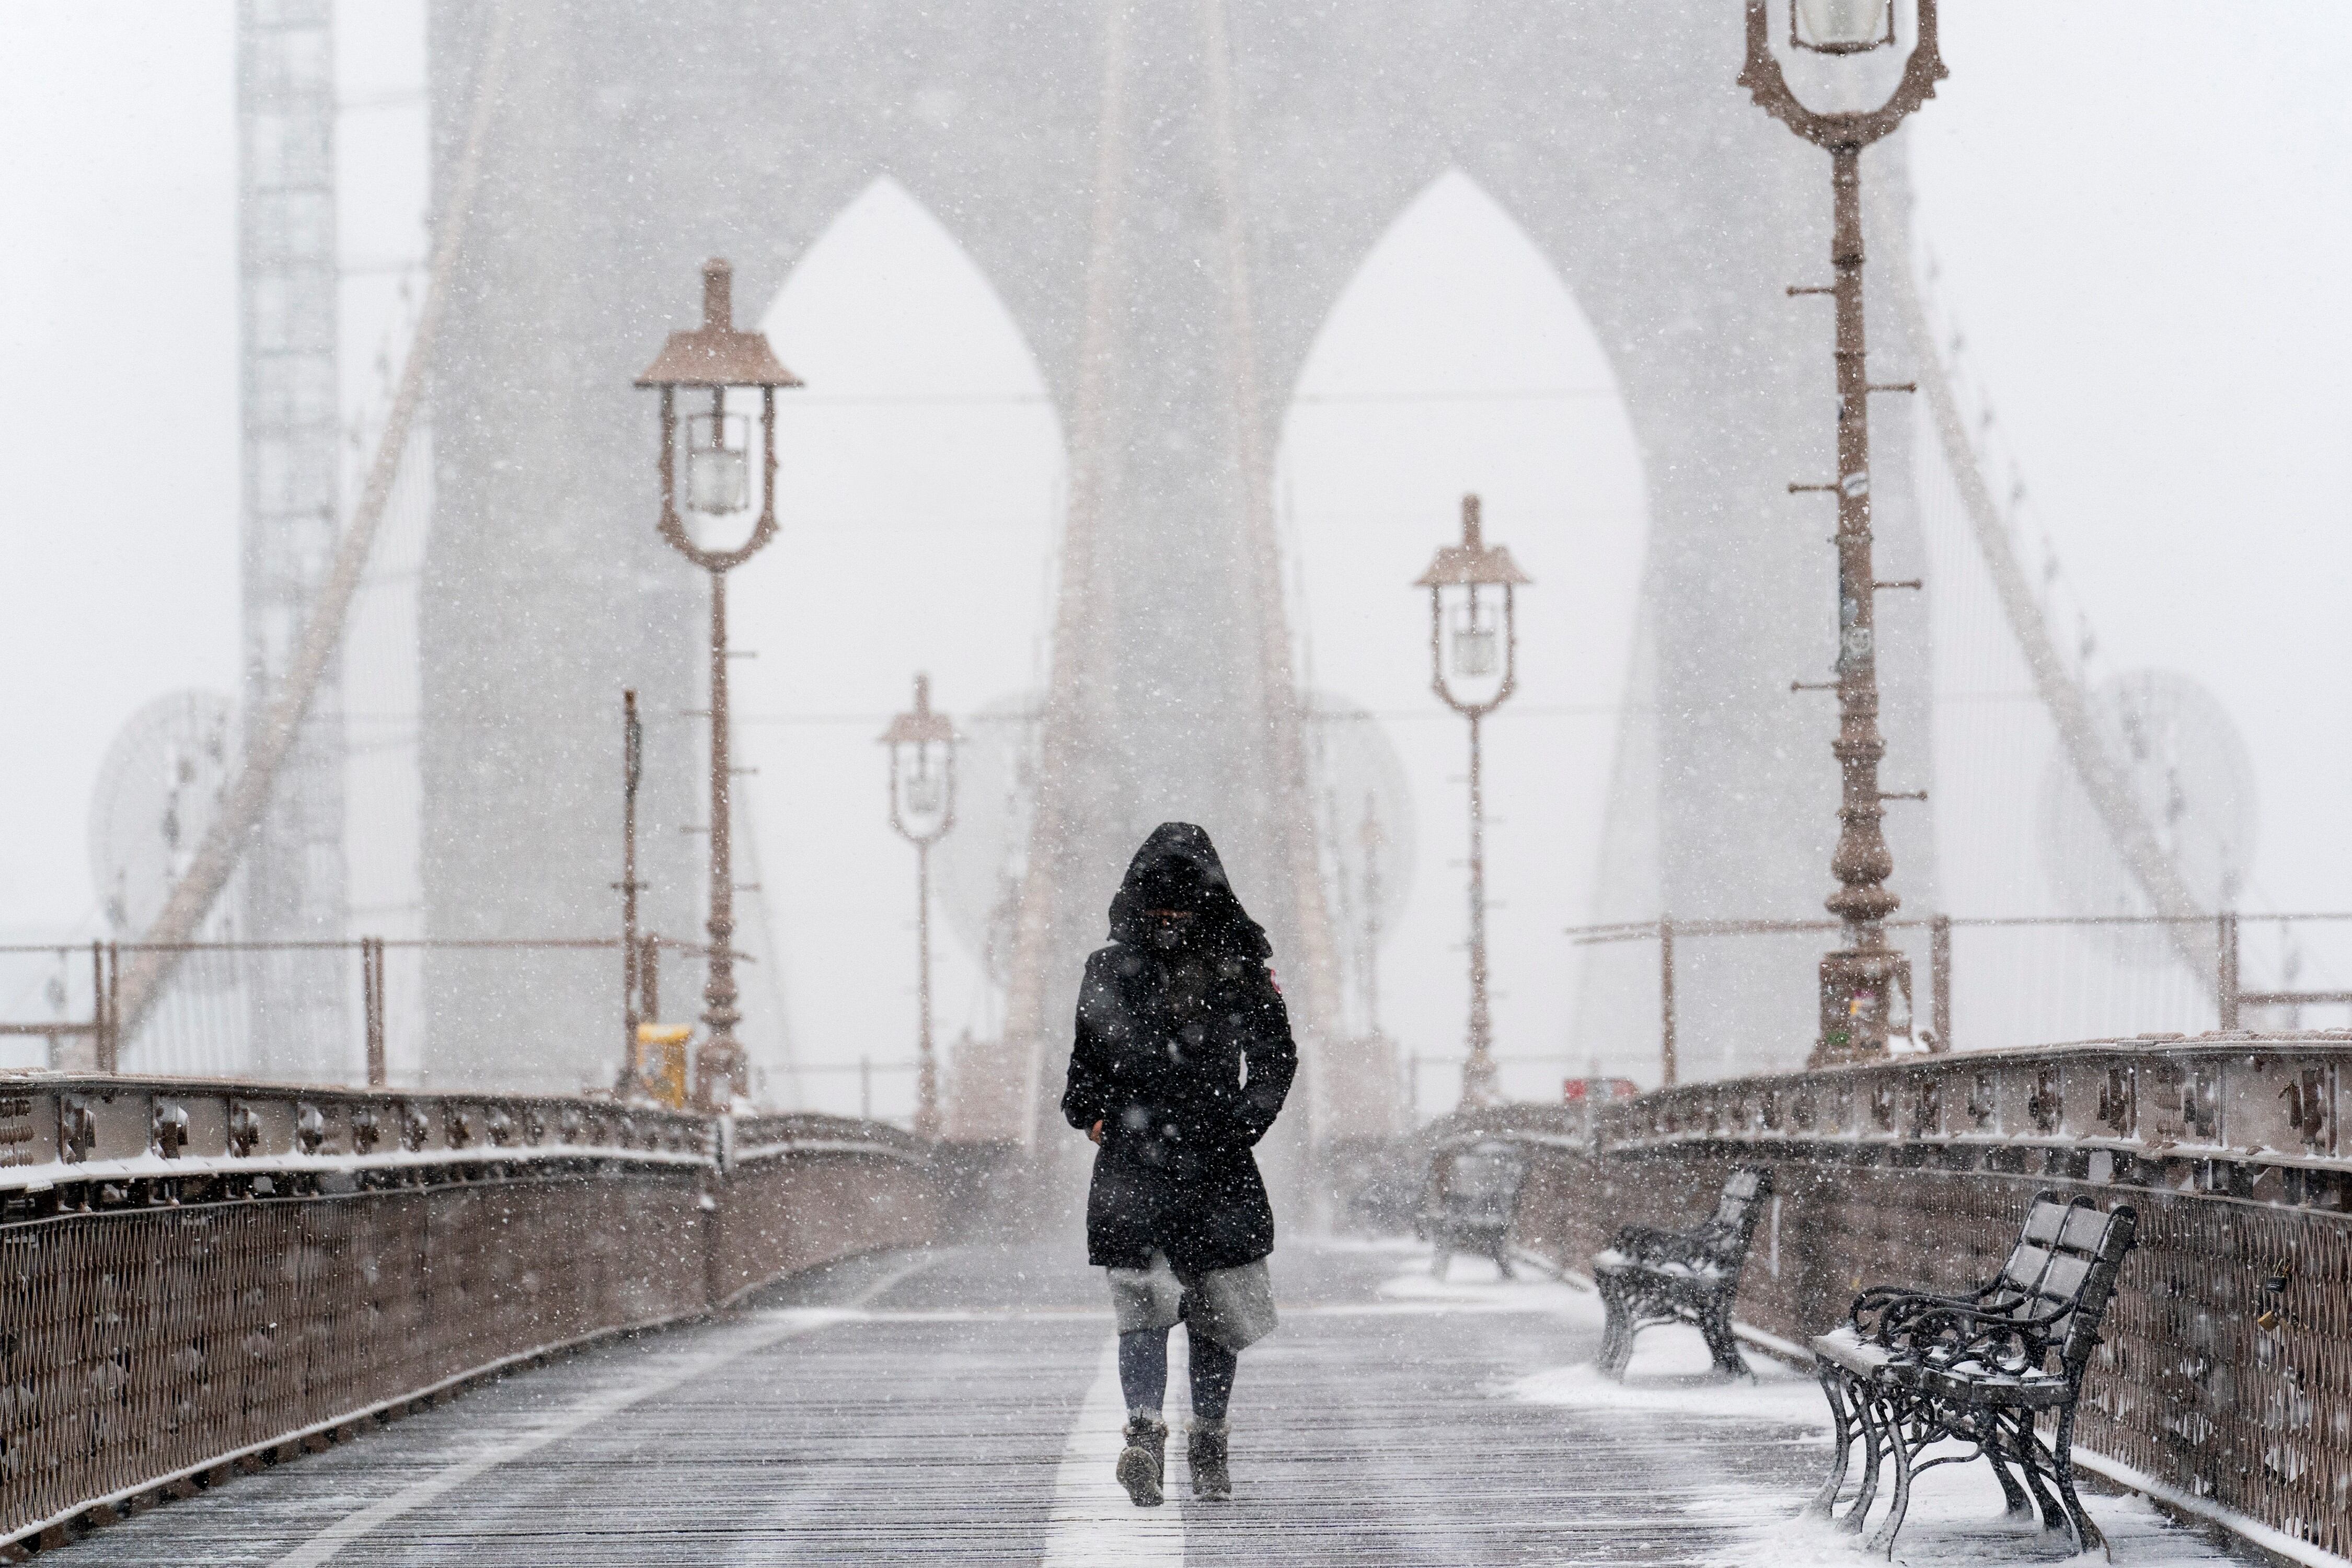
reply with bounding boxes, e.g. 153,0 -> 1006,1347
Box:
1278,168 -> 1652,1108
727,175 -> 1065,1121
421,3 -> 1933,1116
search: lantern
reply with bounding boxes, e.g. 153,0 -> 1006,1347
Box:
879,674 -> 958,838
1451,602 -> 1500,679
1793,0 -> 1893,54
684,411 -> 751,519
636,258 -> 801,568
1415,494 -> 1530,709
879,673 -> 958,1139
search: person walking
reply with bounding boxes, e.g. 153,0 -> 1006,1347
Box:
1063,822 -> 1297,1507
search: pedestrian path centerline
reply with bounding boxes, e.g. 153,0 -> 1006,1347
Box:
1041,1334 -> 1185,1565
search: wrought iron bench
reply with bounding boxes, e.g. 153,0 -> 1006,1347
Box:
1593,1165 -> 1772,1379
1421,1138 -> 1528,1280
1808,1192 -> 2138,1558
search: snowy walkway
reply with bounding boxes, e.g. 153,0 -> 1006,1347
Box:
53,1239 -> 2256,1566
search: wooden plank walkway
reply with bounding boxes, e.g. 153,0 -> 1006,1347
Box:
52,1239 -> 2258,1566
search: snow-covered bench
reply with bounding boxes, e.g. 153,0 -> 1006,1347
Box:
1808,1192 -> 2138,1558
1420,1138 -> 1528,1281
1592,1165 -> 1772,1379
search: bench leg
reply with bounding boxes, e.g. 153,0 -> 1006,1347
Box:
1492,1242 -> 1515,1279
1864,1404 -> 1919,1558
1697,1294 -> 1749,1379
2007,1410 -> 2069,1537
1841,1387 -> 1887,1534
1596,1282 -> 1633,1380
1984,1440 -> 2035,1523
2048,1405 -> 2106,1560
1805,1363 -> 1855,1519
1431,1246 -> 1451,1281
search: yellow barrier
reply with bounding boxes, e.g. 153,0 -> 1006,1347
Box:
633,1024 -> 692,1109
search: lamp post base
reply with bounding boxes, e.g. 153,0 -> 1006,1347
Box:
1459,1049 -> 1500,1110
694,1041 -> 746,1113
1811,947 -> 1913,1068
914,1052 -> 940,1140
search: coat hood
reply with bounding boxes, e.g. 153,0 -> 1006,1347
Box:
1107,822 -> 1271,961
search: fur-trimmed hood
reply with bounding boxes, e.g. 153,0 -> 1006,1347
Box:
1105,822 -> 1271,962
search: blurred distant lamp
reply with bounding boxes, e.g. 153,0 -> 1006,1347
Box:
904,747 -> 948,816
881,674 -> 958,836
685,411 -> 751,516
1739,2 -> 1944,1067
880,674 -> 958,1139
636,257 -> 802,1112
1793,0 -> 1892,53
1451,605 -> 1500,679
1414,495 -> 1529,1111
1417,494 -> 1528,707
905,767 -> 945,817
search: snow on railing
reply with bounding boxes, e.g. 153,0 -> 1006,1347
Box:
0,1067 -> 948,1555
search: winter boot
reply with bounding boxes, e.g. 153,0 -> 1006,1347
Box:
1187,1417 -> 1232,1501
1116,1414 -> 1168,1507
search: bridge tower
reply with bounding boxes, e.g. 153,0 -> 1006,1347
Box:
418,1 -> 1935,1120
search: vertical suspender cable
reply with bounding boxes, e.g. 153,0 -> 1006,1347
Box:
1001,1 -> 1134,1149
1199,0 -> 1350,1138
1882,192 -> 2213,988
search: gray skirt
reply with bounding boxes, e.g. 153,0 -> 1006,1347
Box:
1105,1251 -> 1278,1351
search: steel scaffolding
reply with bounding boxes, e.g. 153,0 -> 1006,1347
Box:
237,0 -> 350,1079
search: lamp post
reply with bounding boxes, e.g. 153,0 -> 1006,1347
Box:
1416,494 -> 1530,1109
1357,791 -> 1387,1041
619,688 -> 644,1083
636,258 -> 801,1112
1739,0 -> 1944,1067
880,673 -> 958,1138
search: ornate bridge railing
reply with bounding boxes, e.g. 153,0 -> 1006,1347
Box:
0,1074 -> 944,1554
1442,1034 -> 2352,1565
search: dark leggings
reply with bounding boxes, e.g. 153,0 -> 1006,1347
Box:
1118,1327 -> 1239,1421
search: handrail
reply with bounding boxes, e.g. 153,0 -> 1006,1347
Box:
0,1072 -> 930,1199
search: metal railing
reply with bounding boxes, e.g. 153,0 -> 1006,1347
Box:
0,935 -> 733,1085
1403,1052 -> 1586,1125
792,1058 -> 922,1123
1446,1031 -> 2352,1563
1570,910 -> 2352,1084
0,1069 -> 941,1554
1600,1033 -> 2352,1165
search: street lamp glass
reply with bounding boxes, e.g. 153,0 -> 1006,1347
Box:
684,412 -> 751,515
1794,0 -> 1892,51
904,762 -> 946,817
1450,601 -> 1501,679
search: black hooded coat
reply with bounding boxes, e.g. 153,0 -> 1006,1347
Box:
1062,823 -> 1297,1277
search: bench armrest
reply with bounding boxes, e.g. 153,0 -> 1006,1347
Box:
1848,1280 -> 2012,1335
1609,1223 -> 1713,1267
1878,1301 -> 2067,1377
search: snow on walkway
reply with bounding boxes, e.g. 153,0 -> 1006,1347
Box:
41,1240 -> 2267,1565
1487,1254 -> 2254,1568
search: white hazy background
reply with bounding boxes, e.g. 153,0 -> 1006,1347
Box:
1,3 -> 2346,1115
